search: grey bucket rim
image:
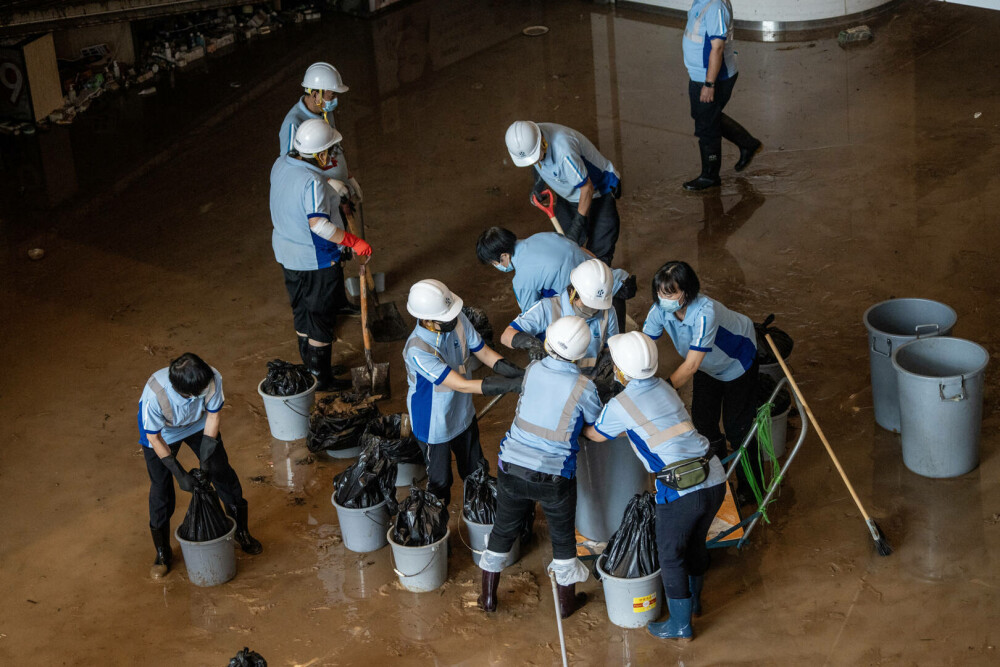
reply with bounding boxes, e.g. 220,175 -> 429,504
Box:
595,552 -> 661,584
331,495 -> 389,520
174,516 -> 236,547
387,527 -> 451,581
256,376 -> 319,403
891,336 -> 990,381
863,298 -> 957,337
387,526 -> 451,552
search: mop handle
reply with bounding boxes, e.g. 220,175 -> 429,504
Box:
548,570 -> 569,667
764,334 -> 873,523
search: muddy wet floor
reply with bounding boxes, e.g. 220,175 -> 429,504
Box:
1,0 -> 1000,664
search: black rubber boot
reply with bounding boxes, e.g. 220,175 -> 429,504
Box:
297,335 -> 310,366
305,344 -> 351,392
228,500 -> 263,555
556,583 -> 588,619
479,570 -> 500,612
721,114 -> 762,172
150,523 -> 173,579
683,142 -> 722,191
734,139 -> 762,172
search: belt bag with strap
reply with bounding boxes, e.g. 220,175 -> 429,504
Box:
656,456 -> 710,491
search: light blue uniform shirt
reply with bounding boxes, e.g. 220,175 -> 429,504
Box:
137,367 -> 224,446
404,313 -> 485,444
510,288 -> 619,376
643,294 -> 756,382
594,377 -> 725,504
269,155 -> 345,271
683,0 -> 738,82
534,122 -> 620,203
278,98 -> 349,180
499,356 -> 603,478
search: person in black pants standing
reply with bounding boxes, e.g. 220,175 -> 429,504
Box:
682,0 -> 762,191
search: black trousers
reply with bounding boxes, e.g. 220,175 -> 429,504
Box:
655,482 -> 725,599
487,464 -> 577,560
282,263 -> 343,344
692,361 -> 762,488
416,418 -> 486,506
143,431 -> 245,530
553,192 -> 620,266
688,74 -> 756,153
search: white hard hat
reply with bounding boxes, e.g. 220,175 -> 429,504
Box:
407,279 -> 464,321
505,121 -> 542,167
570,259 -> 614,310
544,316 -> 591,362
293,118 -> 342,156
301,62 -> 349,93
608,332 -> 658,380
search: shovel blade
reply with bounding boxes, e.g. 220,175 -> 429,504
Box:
351,362 -> 391,399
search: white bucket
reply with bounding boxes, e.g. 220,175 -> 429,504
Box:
175,518 -> 237,587
596,555 -> 662,629
332,496 -> 390,553
257,378 -> 317,441
388,528 -> 450,593
462,516 -> 520,568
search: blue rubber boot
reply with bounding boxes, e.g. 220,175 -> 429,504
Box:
689,575 -> 704,617
647,597 -> 694,641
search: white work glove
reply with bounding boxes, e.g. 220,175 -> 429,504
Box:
547,558 -> 590,585
479,549 -> 510,573
347,176 -> 363,203
326,178 -> 350,200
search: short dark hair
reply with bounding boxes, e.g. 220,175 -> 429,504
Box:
476,227 -> 517,265
651,261 -> 700,306
169,353 -> 214,397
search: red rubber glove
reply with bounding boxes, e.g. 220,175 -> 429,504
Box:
341,232 -> 372,256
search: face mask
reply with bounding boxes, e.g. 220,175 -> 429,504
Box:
435,319 -> 458,333
576,302 -> 599,319
659,297 -> 682,313
316,150 -> 337,171
494,261 -> 513,273
323,97 -> 338,112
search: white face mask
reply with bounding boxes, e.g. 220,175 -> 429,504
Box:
658,296 -> 682,313
322,97 -> 338,112
494,261 -> 513,273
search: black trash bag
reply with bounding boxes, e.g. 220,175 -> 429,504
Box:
757,373 -> 792,415
592,352 -> 624,403
228,647 -> 267,667
307,393 -> 380,453
178,469 -> 231,542
360,414 -> 423,465
463,463 -> 497,524
462,306 -> 494,348
601,492 -> 659,579
755,314 -> 794,365
333,441 -> 398,513
260,359 -> 314,397
392,485 -> 449,546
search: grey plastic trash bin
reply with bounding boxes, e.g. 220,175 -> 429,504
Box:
892,337 -> 988,478
576,436 -> 652,542
864,298 -> 956,432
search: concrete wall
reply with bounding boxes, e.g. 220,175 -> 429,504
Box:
625,0 -> 894,22
54,22 -> 135,65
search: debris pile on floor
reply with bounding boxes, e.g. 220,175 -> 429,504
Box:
307,392 -> 380,453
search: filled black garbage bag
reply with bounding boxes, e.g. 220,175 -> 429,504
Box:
359,414 -> 423,465
307,393 -> 380,453
462,306 -> 494,347
260,359 -> 314,397
757,373 -> 792,415
601,492 -> 658,578
755,314 -> 794,365
592,353 -> 624,403
392,485 -> 449,546
178,469 -> 230,542
228,647 -> 267,667
463,464 -> 497,524
333,441 -> 398,513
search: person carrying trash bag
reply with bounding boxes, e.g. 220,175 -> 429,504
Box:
403,279 -> 524,506
270,119 -> 374,391
582,332 -> 725,641
479,316 -> 603,618
500,258 -> 618,376
643,260 -> 761,505
137,353 -> 262,579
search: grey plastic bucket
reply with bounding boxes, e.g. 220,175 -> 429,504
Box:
462,516 -> 520,568
257,378 -> 317,441
395,462 -> 427,487
388,528 -> 450,593
864,298 -> 956,432
759,362 -> 784,383
332,496 -> 389,553
596,555 -> 662,628
770,404 -> 790,458
892,337 -> 988,478
326,445 -> 361,459
175,517 -> 237,587
576,435 -> 652,542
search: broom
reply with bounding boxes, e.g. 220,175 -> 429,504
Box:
765,334 -> 893,556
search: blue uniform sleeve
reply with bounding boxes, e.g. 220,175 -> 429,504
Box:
461,313 -> 485,353
579,382 -> 603,426
705,1 -> 731,40
691,303 -> 718,352
281,119 -> 297,155
605,307 -> 619,340
511,299 -> 551,338
511,273 -> 538,313
205,372 -> 225,413
302,177 -> 337,221
561,153 -> 588,189
140,396 -> 165,434
642,304 -> 664,340
408,346 -> 451,385
611,268 -> 628,295
594,398 -> 627,440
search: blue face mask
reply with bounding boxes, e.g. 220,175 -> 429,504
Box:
659,297 -> 683,313
323,97 -> 338,112
494,261 -> 513,273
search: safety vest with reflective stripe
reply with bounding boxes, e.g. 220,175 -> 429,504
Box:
146,376 -> 217,427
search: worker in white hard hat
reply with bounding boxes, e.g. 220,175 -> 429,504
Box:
500,258 -> 619,375
504,120 -> 622,265
479,316 -> 602,618
269,119 -> 373,391
582,331 -> 726,641
403,279 -> 525,506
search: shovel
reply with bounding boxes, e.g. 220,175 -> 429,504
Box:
341,205 -> 408,342
351,261 -> 391,399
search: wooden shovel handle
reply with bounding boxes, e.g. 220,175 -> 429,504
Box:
359,262 -> 373,357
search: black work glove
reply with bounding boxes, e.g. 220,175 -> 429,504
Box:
565,211 -> 589,247
481,375 -> 523,396
612,180 -> 623,199
200,435 -> 221,471
511,331 -> 546,362
619,274 -> 637,300
493,358 -> 524,378
161,455 -> 195,493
